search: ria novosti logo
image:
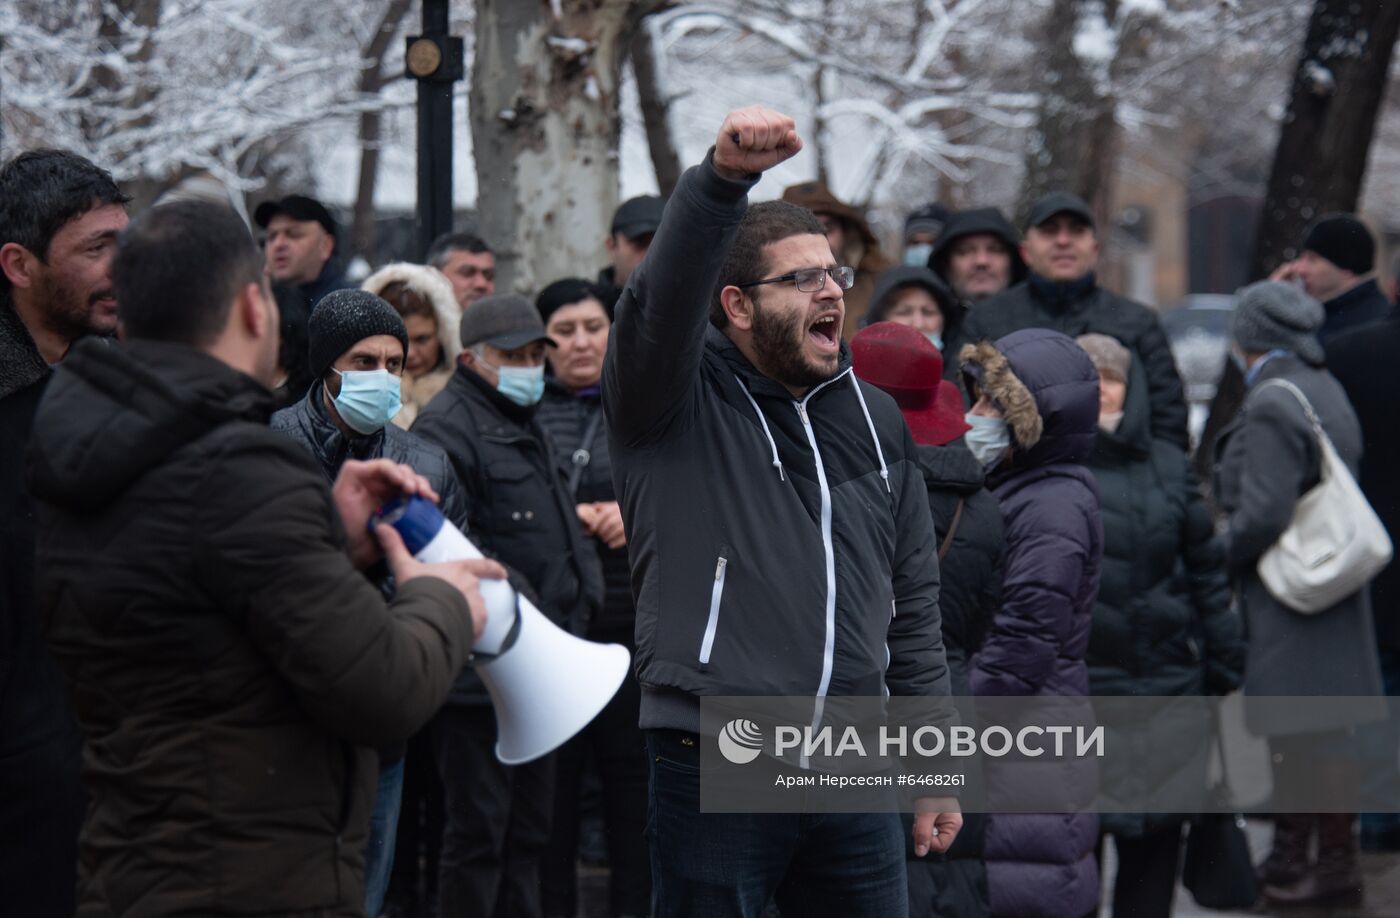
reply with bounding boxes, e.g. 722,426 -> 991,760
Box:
718,718 -> 764,764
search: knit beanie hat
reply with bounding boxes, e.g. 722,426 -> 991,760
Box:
1075,333 -> 1131,382
1231,280 -> 1325,364
1302,213 -> 1375,276
308,289 -> 409,380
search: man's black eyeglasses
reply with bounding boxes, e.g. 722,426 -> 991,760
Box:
737,266 -> 855,293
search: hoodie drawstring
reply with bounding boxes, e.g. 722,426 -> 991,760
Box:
735,375 -> 786,481
849,375 -> 891,493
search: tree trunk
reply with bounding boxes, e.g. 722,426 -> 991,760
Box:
1018,0 -> 1105,221
85,0 -> 164,208
351,0 -> 414,263
471,0 -> 662,294
630,19 -> 682,197
1249,0 -> 1400,278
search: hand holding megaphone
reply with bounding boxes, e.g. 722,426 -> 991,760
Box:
372,496 -> 631,764
375,523 -> 505,641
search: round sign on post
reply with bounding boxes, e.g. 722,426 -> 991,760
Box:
406,38 -> 443,78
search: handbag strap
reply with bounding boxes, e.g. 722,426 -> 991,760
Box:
1253,378 -> 1325,440
938,498 -> 965,561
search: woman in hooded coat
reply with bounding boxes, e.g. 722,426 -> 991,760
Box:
862,266 -> 962,357
851,322 -> 1004,918
362,262 -> 463,429
958,328 -> 1103,918
1076,333 -> 1244,917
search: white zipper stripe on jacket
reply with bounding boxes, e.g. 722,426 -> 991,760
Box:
849,374 -> 891,492
792,367 -> 851,765
735,375 -> 786,481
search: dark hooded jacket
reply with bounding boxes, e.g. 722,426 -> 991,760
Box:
0,296 -> 85,916
27,338 -> 476,917
929,209 -> 1026,296
862,265 -> 963,347
1085,356 -> 1243,838
605,152 -> 953,734
958,276 -> 1188,450
413,366 -> 604,705
960,328 -> 1103,918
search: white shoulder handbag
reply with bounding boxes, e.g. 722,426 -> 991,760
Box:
1254,379 -> 1393,614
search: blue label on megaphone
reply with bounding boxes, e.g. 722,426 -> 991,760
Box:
371,494 -> 446,557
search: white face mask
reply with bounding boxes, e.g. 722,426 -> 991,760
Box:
924,331 -> 944,352
963,413 -> 1010,468
1098,411 -> 1124,433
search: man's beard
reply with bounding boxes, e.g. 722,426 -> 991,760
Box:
750,298 -> 840,391
35,268 -> 114,339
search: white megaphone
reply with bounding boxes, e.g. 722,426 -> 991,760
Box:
374,495 -> 630,765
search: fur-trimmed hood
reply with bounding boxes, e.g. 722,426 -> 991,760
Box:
959,328 -> 1099,471
361,262 -> 462,369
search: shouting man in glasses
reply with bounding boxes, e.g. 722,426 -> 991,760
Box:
603,106 -> 961,918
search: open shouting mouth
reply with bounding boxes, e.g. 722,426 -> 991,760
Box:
808,312 -> 841,353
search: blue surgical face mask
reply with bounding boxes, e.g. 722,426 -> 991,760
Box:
329,368 -> 402,434
903,243 -> 934,266
964,413 -> 1010,468
477,355 -> 546,407
924,331 -> 944,352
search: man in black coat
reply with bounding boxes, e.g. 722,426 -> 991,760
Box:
956,192 -> 1188,449
412,293 -> 603,918
0,149 -> 128,917
1275,213 -> 1391,343
270,288 -> 472,915
1327,311 -> 1400,850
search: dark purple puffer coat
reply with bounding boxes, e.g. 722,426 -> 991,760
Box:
961,328 -> 1105,918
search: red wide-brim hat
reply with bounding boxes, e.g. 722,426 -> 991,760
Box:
850,322 -> 971,447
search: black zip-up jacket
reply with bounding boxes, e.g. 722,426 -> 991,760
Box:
958,275 -> 1188,449
413,366 -> 604,705
603,152 -> 952,732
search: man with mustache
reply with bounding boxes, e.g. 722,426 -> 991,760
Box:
0,148 -> 128,917
604,106 -> 961,918
256,194 -> 352,307
957,193 -> 1188,449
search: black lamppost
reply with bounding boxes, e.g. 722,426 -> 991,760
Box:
405,0 -> 464,260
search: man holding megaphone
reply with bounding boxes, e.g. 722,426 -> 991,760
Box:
604,106 -> 963,917
26,200 -> 504,918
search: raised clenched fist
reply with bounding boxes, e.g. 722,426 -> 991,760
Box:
714,106 -> 803,180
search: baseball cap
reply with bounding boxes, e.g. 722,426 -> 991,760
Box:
254,195 -> 339,238
610,196 -> 665,239
1026,192 -> 1094,231
459,294 -> 557,351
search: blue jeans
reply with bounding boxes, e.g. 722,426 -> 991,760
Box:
646,730 -> 908,918
365,757 -> 405,917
